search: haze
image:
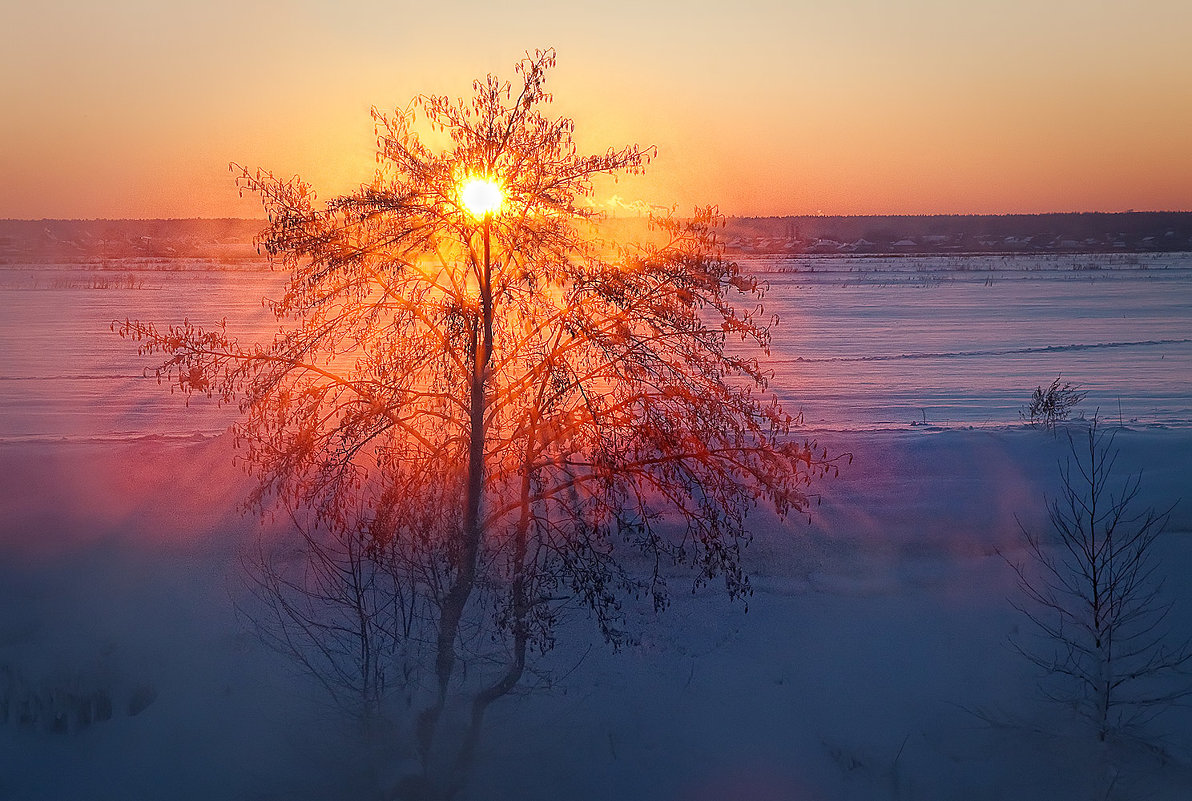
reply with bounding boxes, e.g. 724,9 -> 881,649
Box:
2,0 -> 1190,219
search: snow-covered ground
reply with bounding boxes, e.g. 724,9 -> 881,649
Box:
2,428 -> 1190,799
747,252 -> 1192,430
1,252 -> 1190,440
2,254 -> 1191,799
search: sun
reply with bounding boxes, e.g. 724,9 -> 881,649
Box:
459,176 -> 504,219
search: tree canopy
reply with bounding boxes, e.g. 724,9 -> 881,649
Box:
117,48 -> 830,795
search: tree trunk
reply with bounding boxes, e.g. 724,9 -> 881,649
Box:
417,219 -> 495,768
453,450 -> 534,785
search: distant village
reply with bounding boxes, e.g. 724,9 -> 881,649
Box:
720,212 -> 1192,255
2,212 -> 1191,264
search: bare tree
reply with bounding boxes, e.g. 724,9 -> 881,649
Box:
1006,417 -> 1190,743
117,49 -> 833,797
242,510 -> 434,720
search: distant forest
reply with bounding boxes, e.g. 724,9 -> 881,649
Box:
2,212 -> 1191,263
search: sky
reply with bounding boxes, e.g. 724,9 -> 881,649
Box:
1,0 -> 1190,219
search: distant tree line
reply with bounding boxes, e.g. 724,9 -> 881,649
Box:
0,218 -> 262,262
722,211 -> 1192,255
3,212 -> 1192,262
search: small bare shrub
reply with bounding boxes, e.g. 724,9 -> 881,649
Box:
1022,376 -> 1087,430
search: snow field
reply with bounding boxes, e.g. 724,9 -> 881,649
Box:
2,427 -> 1190,799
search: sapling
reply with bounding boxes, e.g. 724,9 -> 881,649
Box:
1006,418 -> 1191,742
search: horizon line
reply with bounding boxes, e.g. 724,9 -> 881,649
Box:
4,209 -> 1192,224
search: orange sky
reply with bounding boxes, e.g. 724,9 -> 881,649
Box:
2,0 -> 1190,219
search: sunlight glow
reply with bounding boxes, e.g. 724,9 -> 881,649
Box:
460,177 -> 504,219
